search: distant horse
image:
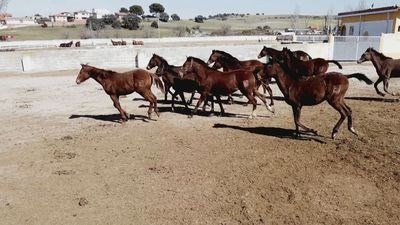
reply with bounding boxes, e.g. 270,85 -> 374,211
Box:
182,57 -> 273,118
111,40 -> 122,46
357,47 -> 400,96
281,47 -> 342,78
207,50 -> 274,108
133,40 -> 144,45
75,41 -> 81,47
257,46 -> 312,61
121,40 -> 127,45
75,64 -> 164,121
60,41 -> 73,47
263,60 -> 373,139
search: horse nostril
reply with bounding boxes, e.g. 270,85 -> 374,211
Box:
76,79 -> 80,84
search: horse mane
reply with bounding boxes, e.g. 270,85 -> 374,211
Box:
213,50 -> 240,63
369,48 -> 392,60
154,54 -> 170,66
85,65 -> 117,77
188,56 -> 219,71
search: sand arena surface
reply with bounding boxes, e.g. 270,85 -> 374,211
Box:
0,63 -> 399,224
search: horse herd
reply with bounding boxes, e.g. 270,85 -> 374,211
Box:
59,39 -> 144,48
75,46 -> 400,139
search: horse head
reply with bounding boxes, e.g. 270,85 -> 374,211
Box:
76,64 -> 91,84
257,46 -> 268,59
357,48 -> 373,64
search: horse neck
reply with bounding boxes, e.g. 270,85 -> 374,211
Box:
218,55 -> 241,69
370,52 -> 384,71
192,62 -> 212,82
273,65 -> 295,98
88,67 -> 110,86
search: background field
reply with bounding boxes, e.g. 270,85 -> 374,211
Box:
2,15 -> 338,41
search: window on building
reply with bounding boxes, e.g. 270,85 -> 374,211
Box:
349,26 -> 354,35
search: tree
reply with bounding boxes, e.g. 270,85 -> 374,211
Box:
171,14 -> 180,21
159,12 -> 169,22
122,14 -> 142,30
120,7 -> 129,13
150,21 -> 158,28
129,5 -> 144,15
195,15 -> 205,23
112,20 -> 122,29
290,5 -> 300,29
149,3 -> 165,15
102,14 -> 117,25
86,17 -> 105,31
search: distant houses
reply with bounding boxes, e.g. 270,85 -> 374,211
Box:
0,13 -> 37,28
48,9 -> 109,25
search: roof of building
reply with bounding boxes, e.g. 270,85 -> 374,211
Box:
338,5 -> 399,18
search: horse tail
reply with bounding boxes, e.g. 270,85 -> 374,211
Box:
327,60 -> 343,69
149,72 -> 165,93
345,73 -> 373,85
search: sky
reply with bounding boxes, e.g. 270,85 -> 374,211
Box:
5,0 -> 400,18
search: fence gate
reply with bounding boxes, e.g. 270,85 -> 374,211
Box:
333,36 -> 381,61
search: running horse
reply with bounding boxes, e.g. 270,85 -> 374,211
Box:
60,41 -> 73,47
263,60 -> 373,139
75,64 -> 164,121
281,47 -> 343,78
357,47 -> 400,96
181,57 -> 274,118
257,46 -> 312,61
207,50 -> 274,108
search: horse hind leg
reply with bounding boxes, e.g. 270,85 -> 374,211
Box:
329,100 -> 348,139
374,77 -> 385,96
343,102 -> 358,136
254,89 -> 275,113
243,91 -> 257,119
383,77 -> 398,96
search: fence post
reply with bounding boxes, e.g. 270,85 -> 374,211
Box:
355,36 -> 360,61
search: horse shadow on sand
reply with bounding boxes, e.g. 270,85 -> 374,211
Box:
213,123 -> 326,144
69,114 -> 152,123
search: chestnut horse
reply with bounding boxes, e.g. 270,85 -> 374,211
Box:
281,47 -> 342,78
75,41 -> 81,47
182,57 -> 274,118
207,50 -> 274,108
75,64 -> 164,121
263,60 -> 373,139
257,46 -> 312,61
357,47 -> 400,96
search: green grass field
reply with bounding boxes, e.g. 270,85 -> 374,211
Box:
1,15 -> 338,41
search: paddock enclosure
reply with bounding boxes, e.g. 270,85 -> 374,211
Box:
0,59 -> 399,224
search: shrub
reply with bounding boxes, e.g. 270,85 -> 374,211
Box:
194,15 -> 205,23
102,14 -> 117,25
159,12 -> 169,22
122,15 -> 142,30
171,14 -> 180,21
150,21 -> 158,28
112,20 -> 122,29
86,17 -> 105,31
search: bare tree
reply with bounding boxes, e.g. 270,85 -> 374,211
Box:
0,0 -> 9,12
290,5 -> 300,29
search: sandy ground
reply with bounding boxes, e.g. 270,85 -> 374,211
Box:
0,63 -> 399,225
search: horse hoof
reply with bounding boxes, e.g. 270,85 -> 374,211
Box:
349,127 -> 358,136
331,132 -> 337,139
267,105 -> 275,113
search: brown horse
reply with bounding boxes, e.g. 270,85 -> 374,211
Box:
75,41 -> 81,47
207,50 -> 274,108
281,47 -> 342,78
357,47 -> 400,96
75,64 -> 164,121
60,41 -> 73,47
133,40 -> 144,45
263,60 -> 373,139
257,46 -> 312,61
182,57 -> 274,118
111,40 -> 123,46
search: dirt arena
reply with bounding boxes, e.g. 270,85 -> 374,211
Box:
0,63 -> 399,225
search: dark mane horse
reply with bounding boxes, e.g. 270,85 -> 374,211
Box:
357,47 -> 400,96
75,64 -> 164,121
111,40 -> 126,46
207,50 -> 274,108
263,60 -> 373,139
60,41 -> 73,47
75,41 -> 81,47
281,47 -> 342,78
182,57 -> 274,118
257,46 -> 312,61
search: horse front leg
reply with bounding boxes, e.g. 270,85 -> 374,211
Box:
189,93 -> 206,118
215,95 -> 225,116
292,106 -> 318,136
110,95 -> 128,122
178,92 -> 191,114
374,76 -> 385,96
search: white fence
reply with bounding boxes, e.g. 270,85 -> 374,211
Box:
332,36 -> 381,61
296,35 -> 329,43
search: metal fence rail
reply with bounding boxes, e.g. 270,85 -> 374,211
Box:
333,36 -> 381,61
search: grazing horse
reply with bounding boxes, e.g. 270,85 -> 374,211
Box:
111,40 -> 122,46
182,57 -> 274,118
207,50 -> 274,108
75,41 -> 81,47
257,46 -> 312,61
75,64 -> 164,121
60,41 -> 73,47
121,40 -> 127,45
263,60 -> 373,139
282,47 -> 342,78
133,40 -> 144,45
357,47 -> 400,96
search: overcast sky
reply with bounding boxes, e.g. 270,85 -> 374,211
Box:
5,0 -> 400,18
